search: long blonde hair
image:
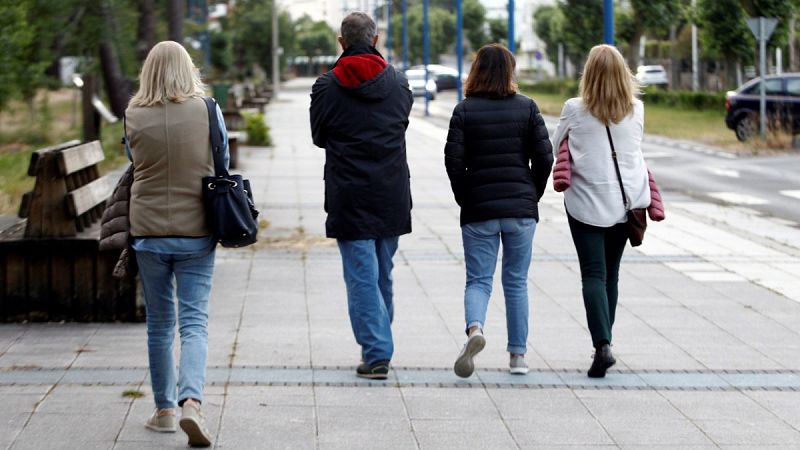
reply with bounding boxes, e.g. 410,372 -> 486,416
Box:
579,44 -> 639,125
129,41 -> 206,107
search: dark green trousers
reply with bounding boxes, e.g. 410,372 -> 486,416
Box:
567,214 -> 628,348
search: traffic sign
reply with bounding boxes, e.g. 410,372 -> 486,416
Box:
747,17 -> 778,41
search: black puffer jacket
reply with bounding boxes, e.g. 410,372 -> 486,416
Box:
310,45 -> 413,240
445,94 -> 553,226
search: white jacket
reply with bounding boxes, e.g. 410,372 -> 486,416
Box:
551,97 -> 650,227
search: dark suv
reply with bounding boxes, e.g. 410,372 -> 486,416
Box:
725,73 -> 800,141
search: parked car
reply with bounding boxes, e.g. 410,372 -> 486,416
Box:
725,73 -> 800,141
636,65 -> 669,87
405,69 -> 437,100
409,64 -> 466,91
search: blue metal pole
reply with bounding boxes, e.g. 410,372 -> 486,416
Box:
603,0 -> 614,45
507,0 -> 515,53
402,0 -> 408,70
423,0 -> 429,116
386,0 -> 393,64
456,0 -> 463,102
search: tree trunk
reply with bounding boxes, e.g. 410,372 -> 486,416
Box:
669,25 -> 678,90
790,16 -> 797,72
137,0 -> 156,63
168,0 -> 183,43
99,1 -> 132,118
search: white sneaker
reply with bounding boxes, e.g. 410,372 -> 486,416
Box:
145,408 -> 176,432
454,329 -> 486,378
509,354 -> 529,375
180,400 -> 212,447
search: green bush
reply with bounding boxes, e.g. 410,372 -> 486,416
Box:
640,87 -> 725,111
242,112 -> 272,146
520,80 -> 579,97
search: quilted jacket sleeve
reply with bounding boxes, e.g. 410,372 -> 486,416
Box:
647,169 -> 665,221
552,137 -> 572,192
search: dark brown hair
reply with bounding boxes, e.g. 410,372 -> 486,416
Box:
465,44 -> 517,98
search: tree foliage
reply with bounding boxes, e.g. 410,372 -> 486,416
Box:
533,5 -> 565,64
294,15 -> 337,59
558,0 -> 603,67
697,0 -> 754,63
463,0 -> 488,51
229,0 -> 295,81
391,5 -> 456,64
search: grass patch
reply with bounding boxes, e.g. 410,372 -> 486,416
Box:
121,389 -> 145,399
522,89 -> 748,151
0,89 -> 128,214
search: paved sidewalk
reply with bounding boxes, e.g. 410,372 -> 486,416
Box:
1,78 -> 800,449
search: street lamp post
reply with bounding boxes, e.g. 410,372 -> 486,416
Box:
402,0 -> 408,70
386,0 -> 393,64
272,0 -> 279,98
603,0 -> 614,45
423,0 -> 429,116
508,0 -> 515,53
457,0 -> 463,101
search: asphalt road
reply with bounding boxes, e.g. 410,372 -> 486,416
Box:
416,90 -> 800,225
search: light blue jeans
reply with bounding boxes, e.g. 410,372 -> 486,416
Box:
135,248 -> 215,409
337,237 -> 399,365
462,218 -> 537,355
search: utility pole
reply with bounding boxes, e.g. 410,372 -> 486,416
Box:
272,0 -> 279,98
691,0 -> 698,92
603,0 -> 613,45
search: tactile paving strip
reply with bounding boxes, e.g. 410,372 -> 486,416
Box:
1,366 -> 798,391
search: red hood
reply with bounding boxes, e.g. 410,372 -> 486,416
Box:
332,54 -> 387,87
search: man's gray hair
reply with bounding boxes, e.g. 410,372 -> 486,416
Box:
340,12 -> 377,47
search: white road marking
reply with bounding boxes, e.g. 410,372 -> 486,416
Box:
780,190 -> 800,200
707,192 -> 769,205
706,168 -> 740,178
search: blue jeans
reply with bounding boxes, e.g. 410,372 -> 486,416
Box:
135,248 -> 215,409
462,218 -> 537,355
337,237 -> 399,364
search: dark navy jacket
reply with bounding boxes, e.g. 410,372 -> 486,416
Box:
444,94 -> 553,226
310,46 -> 413,240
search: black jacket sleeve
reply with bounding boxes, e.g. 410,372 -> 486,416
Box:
527,101 -> 554,200
444,105 -> 467,206
309,75 -> 330,148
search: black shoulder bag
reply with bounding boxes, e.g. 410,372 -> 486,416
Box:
606,126 -> 646,247
202,97 -> 259,248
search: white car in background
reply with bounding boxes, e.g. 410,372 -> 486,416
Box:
405,69 -> 437,100
636,65 -> 669,87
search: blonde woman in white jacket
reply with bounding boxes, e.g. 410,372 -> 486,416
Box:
552,44 -> 650,378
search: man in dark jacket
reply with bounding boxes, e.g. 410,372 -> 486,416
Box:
310,12 -> 413,380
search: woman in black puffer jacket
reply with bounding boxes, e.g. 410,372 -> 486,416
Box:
445,44 -> 553,378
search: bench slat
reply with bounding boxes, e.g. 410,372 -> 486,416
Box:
65,176 -> 114,218
18,192 -> 32,218
27,140 -> 81,176
57,141 -> 104,176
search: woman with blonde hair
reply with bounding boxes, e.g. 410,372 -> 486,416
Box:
445,44 -> 553,378
551,44 -> 663,378
126,40 -> 228,446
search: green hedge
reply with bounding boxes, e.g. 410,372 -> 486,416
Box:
520,80 -> 725,111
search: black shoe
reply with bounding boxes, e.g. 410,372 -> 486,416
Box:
587,344 -> 616,378
356,360 -> 390,380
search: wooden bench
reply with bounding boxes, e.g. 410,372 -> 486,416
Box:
0,141 -> 139,322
